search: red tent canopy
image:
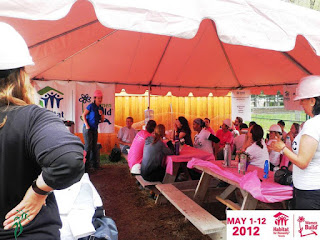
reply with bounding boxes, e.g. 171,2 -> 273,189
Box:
1,0 -> 320,96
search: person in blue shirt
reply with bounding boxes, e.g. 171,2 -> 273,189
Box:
82,90 -> 104,171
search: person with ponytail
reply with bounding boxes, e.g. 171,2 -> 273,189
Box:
193,118 -> 220,154
141,124 -> 174,182
244,124 -> 269,169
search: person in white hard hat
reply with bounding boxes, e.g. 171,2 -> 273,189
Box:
82,89 -> 104,171
271,75 -> 320,209
0,22 -> 84,239
266,124 -> 282,171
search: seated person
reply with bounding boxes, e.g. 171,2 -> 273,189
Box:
117,116 -> 137,154
128,120 -> 157,174
216,119 -> 234,160
141,124 -> 174,182
233,123 -> 248,154
173,116 -> 193,146
233,116 -> 243,131
266,124 -> 282,171
204,117 -> 215,135
277,120 -> 287,141
244,124 -> 269,169
193,118 -> 220,154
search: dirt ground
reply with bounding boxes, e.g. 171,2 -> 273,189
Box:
89,163 -> 227,240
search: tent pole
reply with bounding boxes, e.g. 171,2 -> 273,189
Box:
148,85 -> 151,109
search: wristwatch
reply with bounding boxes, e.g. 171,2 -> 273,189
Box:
32,180 -> 51,195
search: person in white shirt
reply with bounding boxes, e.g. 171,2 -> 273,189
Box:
192,118 -> 220,154
271,76 -> 320,209
117,117 -> 137,154
266,124 -> 283,171
245,124 -> 269,169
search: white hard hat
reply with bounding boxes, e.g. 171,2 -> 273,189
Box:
223,119 -> 232,128
269,124 -> 282,133
294,75 -> 320,101
0,22 -> 34,70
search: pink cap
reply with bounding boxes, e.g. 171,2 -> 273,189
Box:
94,90 -> 103,97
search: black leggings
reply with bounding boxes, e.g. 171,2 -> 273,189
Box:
294,187 -> 320,210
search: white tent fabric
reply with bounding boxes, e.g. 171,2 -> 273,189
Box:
1,0 -> 320,96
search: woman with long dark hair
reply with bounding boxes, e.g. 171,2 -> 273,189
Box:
173,116 -> 193,146
244,124 -> 269,169
141,124 -> 174,182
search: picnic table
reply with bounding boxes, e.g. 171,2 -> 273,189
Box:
162,145 -> 215,183
188,158 -> 293,210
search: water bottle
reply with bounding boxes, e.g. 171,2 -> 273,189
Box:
174,134 -> 180,155
224,143 -> 231,166
239,153 -> 247,174
263,160 -> 269,179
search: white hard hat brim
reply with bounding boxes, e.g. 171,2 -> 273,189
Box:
0,59 -> 34,70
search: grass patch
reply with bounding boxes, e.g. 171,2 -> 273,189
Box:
100,153 -> 127,165
248,111 -> 307,138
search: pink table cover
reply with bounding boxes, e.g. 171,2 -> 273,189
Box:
165,146 -> 215,175
187,158 -> 293,203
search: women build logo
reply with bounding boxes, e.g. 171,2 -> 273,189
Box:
37,86 -> 65,118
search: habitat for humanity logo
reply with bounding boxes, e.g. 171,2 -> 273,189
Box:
273,212 -> 290,237
38,86 -> 65,118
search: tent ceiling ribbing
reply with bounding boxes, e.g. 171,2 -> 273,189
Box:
1,0 -> 320,96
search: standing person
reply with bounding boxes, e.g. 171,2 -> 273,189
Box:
204,118 -> 215,135
141,124 -> 174,182
0,22 -> 84,239
128,120 -> 157,174
266,124 -> 282,171
216,119 -> 234,160
244,124 -> 269,169
193,118 -> 220,154
82,90 -> 104,171
117,117 -> 137,154
173,116 -> 193,146
271,76 -> 320,209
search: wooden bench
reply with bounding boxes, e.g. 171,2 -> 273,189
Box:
156,184 -> 226,239
135,175 -> 162,194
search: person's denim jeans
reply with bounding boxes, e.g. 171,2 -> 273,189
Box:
83,126 -> 98,170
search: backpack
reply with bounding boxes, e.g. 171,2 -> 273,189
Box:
274,166 -> 293,186
109,147 -> 121,162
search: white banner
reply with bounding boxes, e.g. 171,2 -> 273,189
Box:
231,90 -> 251,122
33,80 -> 115,133
283,85 -> 303,111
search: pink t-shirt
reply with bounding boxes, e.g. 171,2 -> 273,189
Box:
216,129 -> 234,148
205,127 -> 215,135
128,130 -> 152,169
